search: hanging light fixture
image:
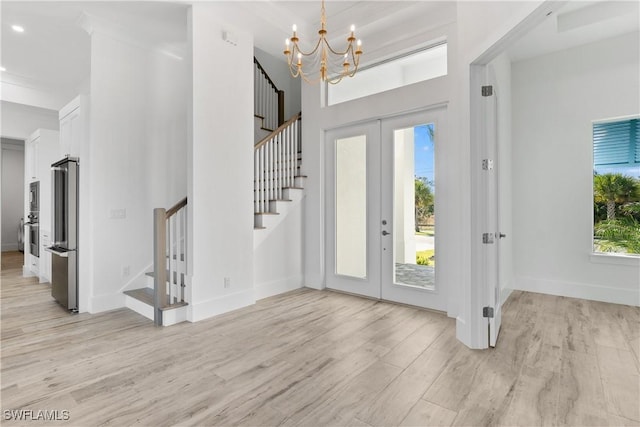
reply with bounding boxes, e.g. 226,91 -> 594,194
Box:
284,0 -> 362,84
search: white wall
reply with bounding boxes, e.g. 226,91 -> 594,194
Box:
254,47 -> 301,120
254,199 -> 304,300
87,29 -> 188,312
188,4 -> 254,321
0,101 -> 59,139
511,32 -> 640,305
1,141 -> 24,251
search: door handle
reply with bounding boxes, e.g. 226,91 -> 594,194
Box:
382,230 -> 390,236
498,233 -> 506,239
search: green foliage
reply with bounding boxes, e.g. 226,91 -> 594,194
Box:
594,217 -> 640,254
415,177 -> 434,230
593,173 -> 640,219
593,173 -> 640,254
416,249 -> 435,266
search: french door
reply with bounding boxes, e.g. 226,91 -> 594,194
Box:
326,109 -> 447,311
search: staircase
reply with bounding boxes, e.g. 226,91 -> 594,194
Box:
123,197 -> 189,326
253,58 -> 305,248
123,58 -> 303,324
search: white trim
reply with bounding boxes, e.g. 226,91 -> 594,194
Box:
124,294 -> 153,321
514,276 -> 640,307
590,252 -> 640,267
23,265 -> 36,277
254,275 -> 303,300
89,293 -> 125,313
592,114 -> 640,125
187,289 -> 254,323
501,287 -> 514,306
163,306 -> 188,326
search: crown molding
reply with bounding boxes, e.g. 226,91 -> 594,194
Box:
77,12 -> 184,61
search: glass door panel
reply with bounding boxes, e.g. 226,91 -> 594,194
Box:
381,110 -> 447,311
391,125 -> 435,289
335,135 -> 367,278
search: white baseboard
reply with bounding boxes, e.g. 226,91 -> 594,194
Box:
500,287 -> 513,306
514,276 -> 640,307
187,289 -> 255,323
89,293 -> 125,313
2,243 -> 19,251
255,275 -> 303,300
163,306 -> 188,326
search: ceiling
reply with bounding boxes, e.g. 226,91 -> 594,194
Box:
506,0 -> 639,62
1,1 -> 638,112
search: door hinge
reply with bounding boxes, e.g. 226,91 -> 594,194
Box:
482,159 -> 494,170
483,306 -> 494,318
482,233 -> 494,244
482,85 -> 493,97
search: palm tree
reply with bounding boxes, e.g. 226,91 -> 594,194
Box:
414,178 -> 434,231
593,173 -> 639,220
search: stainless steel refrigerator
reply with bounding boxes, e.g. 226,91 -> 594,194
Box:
46,157 -> 79,312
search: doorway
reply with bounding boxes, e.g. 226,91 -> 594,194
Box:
325,109 -> 447,311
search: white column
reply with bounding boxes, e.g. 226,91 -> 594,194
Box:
188,4 -> 255,321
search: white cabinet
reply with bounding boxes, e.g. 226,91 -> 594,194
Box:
23,129 -> 59,280
59,95 -> 86,158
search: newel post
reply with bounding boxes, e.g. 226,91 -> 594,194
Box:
153,208 -> 167,326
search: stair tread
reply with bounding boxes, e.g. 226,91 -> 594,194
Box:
254,226 -> 266,230
283,186 -> 304,190
124,287 -> 187,310
255,212 -> 279,216
271,199 -> 292,202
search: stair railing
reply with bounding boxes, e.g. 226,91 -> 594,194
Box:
254,113 -> 302,214
254,57 -> 284,130
153,197 -> 187,326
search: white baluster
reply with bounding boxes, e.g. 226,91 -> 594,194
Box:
277,132 -> 282,200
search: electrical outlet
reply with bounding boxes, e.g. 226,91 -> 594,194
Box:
224,277 -> 231,288
122,265 -> 130,277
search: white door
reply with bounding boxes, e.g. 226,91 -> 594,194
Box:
380,110 -> 447,311
325,122 -> 382,298
483,81 -> 502,347
326,109 -> 447,311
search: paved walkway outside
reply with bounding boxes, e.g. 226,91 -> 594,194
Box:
395,263 -> 434,288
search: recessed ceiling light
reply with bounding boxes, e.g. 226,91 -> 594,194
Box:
12,25 -> 25,33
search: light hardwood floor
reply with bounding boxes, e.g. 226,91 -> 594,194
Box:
1,251 -> 639,426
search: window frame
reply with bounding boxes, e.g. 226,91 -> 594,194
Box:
591,114 -> 640,262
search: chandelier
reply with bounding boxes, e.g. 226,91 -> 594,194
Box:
284,0 -> 362,84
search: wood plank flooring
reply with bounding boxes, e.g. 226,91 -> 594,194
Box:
1,251 -> 639,426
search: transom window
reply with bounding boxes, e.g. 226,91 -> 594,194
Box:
327,42 -> 447,106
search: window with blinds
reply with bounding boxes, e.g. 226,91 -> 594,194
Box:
593,118 -> 639,168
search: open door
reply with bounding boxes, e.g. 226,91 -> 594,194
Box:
484,78 -> 503,348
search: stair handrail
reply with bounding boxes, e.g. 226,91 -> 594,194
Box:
165,197 -> 187,218
254,57 -> 285,128
254,57 -> 279,95
255,112 -> 302,149
153,196 -> 188,326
